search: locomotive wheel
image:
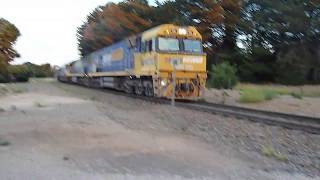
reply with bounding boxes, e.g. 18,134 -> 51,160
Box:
124,85 -> 133,94
134,82 -> 144,96
144,81 -> 154,97
123,78 -> 133,94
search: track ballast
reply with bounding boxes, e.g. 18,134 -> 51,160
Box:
61,82 -> 320,134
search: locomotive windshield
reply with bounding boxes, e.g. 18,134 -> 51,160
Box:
183,39 -> 202,53
157,37 -> 202,53
158,37 -> 180,51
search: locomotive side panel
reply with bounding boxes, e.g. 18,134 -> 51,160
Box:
87,40 -> 134,76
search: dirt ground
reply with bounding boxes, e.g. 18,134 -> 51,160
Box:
0,79 -> 319,180
204,88 -> 320,117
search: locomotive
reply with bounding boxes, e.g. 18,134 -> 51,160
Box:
58,24 -> 207,100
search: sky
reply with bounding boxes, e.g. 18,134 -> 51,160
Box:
0,0 -> 158,66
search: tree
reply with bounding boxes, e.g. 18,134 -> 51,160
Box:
0,18 -> 20,82
24,62 -> 54,77
220,0 -> 242,50
0,18 -> 20,64
77,1 -> 152,56
240,0 -> 320,51
76,0 -> 320,85
8,65 -> 30,82
238,0 -> 320,84
174,0 -> 224,47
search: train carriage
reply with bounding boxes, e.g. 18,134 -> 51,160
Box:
58,24 -> 207,100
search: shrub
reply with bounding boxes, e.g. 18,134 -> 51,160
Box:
0,61 -> 9,83
8,65 -> 30,82
261,145 -> 287,161
275,44 -> 318,85
264,90 -> 280,100
208,62 -> 238,89
24,62 -> 53,77
0,74 -> 9,83
238,88 -> 279,103
239,90 -> 265,103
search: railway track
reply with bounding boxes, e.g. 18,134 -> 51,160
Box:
102,87 -> 320,134
60,82 -> 320,134
178,101 -> 320,134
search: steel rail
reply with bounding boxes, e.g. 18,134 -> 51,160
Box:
177,101 -> 320,134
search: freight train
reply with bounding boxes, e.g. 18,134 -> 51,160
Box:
57,24 -> 207,100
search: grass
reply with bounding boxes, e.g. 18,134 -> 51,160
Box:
34,101 -> 46,108
0,83 -> 27,94
236,84 -> 289,103
300,91 -> 320,97
11,88 -> 24,93
0,85 -> 9,96
238,90 -> 266,103
0,138 -> 10,146
261,145 -> 288,162
90,96 -> 96,101
234,83 -> 320,103
238,88 -> 279,103
290,92 -> 303,99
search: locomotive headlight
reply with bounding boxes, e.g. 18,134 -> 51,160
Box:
178,28 -> 187,35
161,80 -> 167,86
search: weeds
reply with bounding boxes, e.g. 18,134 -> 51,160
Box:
302,91 -> 320,97
238,88 -> 280,103
236,83 -> 315,103
264,91 -> 277,100
261,145 -> 288,162
0,138 -> 10,146
0,84 -> 25,96
12,88 -> 23,93
239,90 -> 265,103
34,101 -> 46,108
0,86 -> 9,95
3,84 -> 27,94
290,92 -> 303,99
236,83 -> 320,100
237,84 -> 286,103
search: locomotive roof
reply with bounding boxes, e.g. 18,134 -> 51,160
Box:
141,24 -> 202,41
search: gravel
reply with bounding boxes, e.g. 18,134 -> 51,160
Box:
0,79 -> 319,179
54,81 -> 320,177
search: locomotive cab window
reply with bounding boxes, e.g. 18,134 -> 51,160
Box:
158,37 -> 180,51
183,39 -> 202,53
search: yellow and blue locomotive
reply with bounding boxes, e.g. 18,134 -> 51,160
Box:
58,24 -> 207,100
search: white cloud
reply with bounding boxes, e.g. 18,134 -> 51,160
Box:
0,0 -> 128,66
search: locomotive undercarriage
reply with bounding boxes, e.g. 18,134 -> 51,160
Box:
59,75 -> 202,99
64,76 -> 156,97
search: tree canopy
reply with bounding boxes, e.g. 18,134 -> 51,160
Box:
77,1 -> 153,56
0,18 -> 20,64
0,18 -> 21,82
77,0 -> 320,85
